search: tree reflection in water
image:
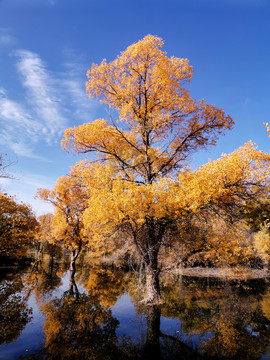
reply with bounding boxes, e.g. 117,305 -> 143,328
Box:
161,274 -> 270,359
33,267 -> 202,360
0,274 -> 32,346
23,254 -> 65,307
41,270 -> 120,359
1,262 -> 270,359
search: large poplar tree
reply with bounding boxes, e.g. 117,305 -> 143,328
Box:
59,35 -> 270,303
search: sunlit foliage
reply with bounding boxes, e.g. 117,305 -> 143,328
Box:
37,173 -> 89,269
41,35 -> 270,303
254,222 -> 270,266
0,192 -> 38,259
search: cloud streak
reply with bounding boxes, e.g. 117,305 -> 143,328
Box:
15,50 -> 67,144
0,48 -> 95,160
0,88 -> 46,159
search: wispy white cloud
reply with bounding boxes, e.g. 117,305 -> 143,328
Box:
61,78 -> 95,121
0,48 -> 95,160
0,88 -> 41,136
22,173 -> 56,189
14,50 -> 67,144
0,88 -> 47,159
60,48 -> 97,121
9,141 -> 51,161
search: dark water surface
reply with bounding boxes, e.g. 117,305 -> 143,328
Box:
0,260 -> 270,359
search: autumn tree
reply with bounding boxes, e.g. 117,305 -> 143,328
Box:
61,35 -> 270,304
33,213 -> 53,257
36,173 -> 88,272
0,192 -> 38,261
33,213 -> 63,272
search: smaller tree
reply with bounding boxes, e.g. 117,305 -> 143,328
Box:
36,173 -> 89,272
0,192 -> 38,260
33,213 -> 54,255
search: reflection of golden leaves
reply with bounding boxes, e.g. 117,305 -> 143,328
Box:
79,266 -> 129,308
41,292 -> 119,360
161,276 -> 270,359
261,289 -> 270,321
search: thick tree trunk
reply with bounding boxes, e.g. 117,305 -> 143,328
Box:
133,219 -> 165,304
144,263 -> 162,304
130,217 -> 166,304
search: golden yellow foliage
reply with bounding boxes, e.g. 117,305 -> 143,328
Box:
36,174 -> 88,252
62,35 -> 233,186
254,222 -> 270,262
0,192 -> 38,259
69,142 -> 270,254
43,35 -> 270,303
176,141 -> 270,214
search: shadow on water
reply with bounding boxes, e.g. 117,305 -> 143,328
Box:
0,261 -> 270,359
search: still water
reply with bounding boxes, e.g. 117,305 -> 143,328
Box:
0,258 -> 270,359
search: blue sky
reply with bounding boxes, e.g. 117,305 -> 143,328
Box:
0,0 -> 269,216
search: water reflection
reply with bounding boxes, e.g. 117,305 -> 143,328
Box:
161,275 -> 270,359
77,265 -> 130,308
0,273 -> 32,346
0,262 -> 270,359
41,280 -> 120,359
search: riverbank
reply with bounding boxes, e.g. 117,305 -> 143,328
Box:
171,266 -> 269,279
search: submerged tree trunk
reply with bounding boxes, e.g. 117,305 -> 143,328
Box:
144,262 -> 162,304
70,243 -> 82,273
137,219 -> 165,304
